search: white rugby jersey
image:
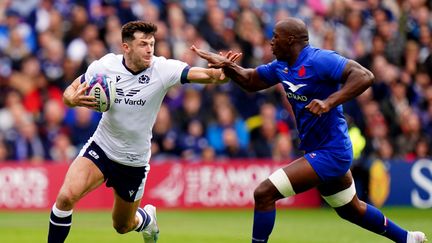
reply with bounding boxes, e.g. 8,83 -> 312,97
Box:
82,53 -> 189,167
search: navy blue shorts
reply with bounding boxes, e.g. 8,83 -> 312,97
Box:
79,140 -> 148,202
304,147 -> 353,182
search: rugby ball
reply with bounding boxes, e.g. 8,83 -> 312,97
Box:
86,74 -> 116,112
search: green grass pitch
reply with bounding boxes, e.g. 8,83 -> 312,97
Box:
0,207 -> 430,243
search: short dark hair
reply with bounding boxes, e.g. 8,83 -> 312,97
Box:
121,21 -> 157,42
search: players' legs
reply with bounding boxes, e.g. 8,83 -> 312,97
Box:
112,192 -> 142,234
48,156 -> 105,243
111,191 -> 159,243
255,156 -> 321,210
112,189 -> 159,243
109,164 -> 157,242
318,170 -> 414,242
56,157 -> 105,210
252,157 -> 321,243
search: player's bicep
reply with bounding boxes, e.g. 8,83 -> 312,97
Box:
226,67 -> 273,92
255,62 -> 279,88
250,70 -> 273,90
340,60 -> 372,82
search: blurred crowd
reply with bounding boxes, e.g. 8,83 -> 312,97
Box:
0,0 -> 431,166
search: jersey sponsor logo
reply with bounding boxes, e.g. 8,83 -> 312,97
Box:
282,80 -> 308,101
116,88 -> 125,96
282,80 -> 307,92
121,98 -> 146,106
115,88 -> 146,106
129,190 -> 135,197
138,74 -> 150,84
286,92 -> 308,101
88,150 -> 99,159
116,88 -> 140,97
116,75 -> 121,82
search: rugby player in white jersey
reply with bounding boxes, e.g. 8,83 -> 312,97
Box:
47,21 -> 241,243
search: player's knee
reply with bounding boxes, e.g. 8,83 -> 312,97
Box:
253,182 -> 271,202
254,169 -> 296,204
267,168 -> 296,198
56,190 -> 79,209
322,182 -> 365,222
113,221 -> 134,234
322,182 -> 356,209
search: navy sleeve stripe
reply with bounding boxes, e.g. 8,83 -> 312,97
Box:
180,66 -> 191,84
80,75 -> 86,84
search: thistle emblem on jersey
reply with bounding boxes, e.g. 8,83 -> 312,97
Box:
139,74 -> 150,84
283,67 -> 288,73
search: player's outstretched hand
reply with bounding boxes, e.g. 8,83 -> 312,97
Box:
218,50 -> 242,81
220,50 -> 242,63
70,82 -> 97,108
305,99 -> 330,116
190,45 -> 242,68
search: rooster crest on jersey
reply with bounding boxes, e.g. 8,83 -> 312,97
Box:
86,74 -> 116,112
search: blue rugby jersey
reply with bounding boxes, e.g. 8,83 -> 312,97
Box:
257,45 -> 351,152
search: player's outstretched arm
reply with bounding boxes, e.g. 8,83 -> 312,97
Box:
186,49 -> 242,84
190,45 -> 271,92
186,67 -> 229,84
63,76 -> 97,108
306,60 -> 374,116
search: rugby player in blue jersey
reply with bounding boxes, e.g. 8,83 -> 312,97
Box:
191,17 -> 427,243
